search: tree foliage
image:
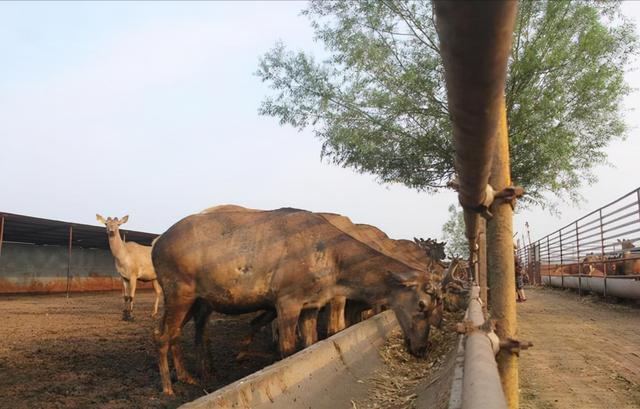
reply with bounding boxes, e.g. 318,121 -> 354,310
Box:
441,204 -> 468,259
257,0 -> 637,206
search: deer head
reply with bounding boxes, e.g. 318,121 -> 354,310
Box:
96,214 -> 129,238
617,239 -> 635,251
413,237 -> 447,261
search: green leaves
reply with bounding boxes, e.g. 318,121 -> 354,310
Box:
507,1 -> 636,205
441,205 -> 469,259
257,0 -> 637,207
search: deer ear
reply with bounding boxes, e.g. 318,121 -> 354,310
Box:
96,214 -> 106,224
119,215 -> 129,225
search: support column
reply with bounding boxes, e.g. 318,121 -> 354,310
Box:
0,215 -> 5,259
478,217 -> 488,306
66,226 -> 73,298
487,103 -> 518,409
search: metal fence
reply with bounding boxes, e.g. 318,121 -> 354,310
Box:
517,187 -> 640,298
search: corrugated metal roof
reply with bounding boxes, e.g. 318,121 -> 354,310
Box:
0,212 -> 157,249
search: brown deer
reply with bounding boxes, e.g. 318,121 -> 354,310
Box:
96,214 -> 162,320
151,206 -> 439,395
614,239 -> 640,275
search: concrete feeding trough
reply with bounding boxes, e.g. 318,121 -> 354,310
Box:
180,286 -> 507,409
543,275 -> 640,300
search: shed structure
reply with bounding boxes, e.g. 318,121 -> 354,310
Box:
0,212 -> 157,294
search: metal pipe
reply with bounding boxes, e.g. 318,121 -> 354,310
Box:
636,188 -> 640,221
461,286 -> 508,409
66,226 -> 73,298
547,236 -> 551,283
600,209 -> 607,297
576,222 -> 581,296
560,230 -> 564,289
487,104 -> 519,409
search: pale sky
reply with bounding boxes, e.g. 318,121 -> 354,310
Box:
0,1 -> 638,244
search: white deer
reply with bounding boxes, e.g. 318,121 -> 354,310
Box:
96,214 -> 161,320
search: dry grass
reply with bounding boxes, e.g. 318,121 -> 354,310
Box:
353,310 -> 463,409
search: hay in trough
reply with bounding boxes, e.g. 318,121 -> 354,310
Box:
353,310 -> 463,409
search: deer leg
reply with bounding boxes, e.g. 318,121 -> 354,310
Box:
236,309 -> 277,360
151,279 -> 162,318
299,308 -> 319,347
327,296 -> 346,336
276,300 -> 302,357
171,342 -> 197,385
127,274 -> 137,320
193,300 -> 214,378
154,286 -> 196,395
121,278 -> 131,321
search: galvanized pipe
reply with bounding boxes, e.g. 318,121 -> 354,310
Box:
547,236 -> 551,283
487,105 -> 519,409
599,209 -> 607,297
461,286 -> 508,409
560,230 -> 564,289
576,222 -> 582,296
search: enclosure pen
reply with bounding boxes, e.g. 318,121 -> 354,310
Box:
517,186 -> 640,301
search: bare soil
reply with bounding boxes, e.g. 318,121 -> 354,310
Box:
519,286 -> 640,409
0,291 -> 278,409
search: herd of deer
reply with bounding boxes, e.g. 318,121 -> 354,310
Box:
97,206 -> 468,395
554,239 -> 640,277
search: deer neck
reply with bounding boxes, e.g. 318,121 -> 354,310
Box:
107,229 -> 128,260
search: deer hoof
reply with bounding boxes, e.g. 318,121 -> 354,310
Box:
179,373 -> 197,385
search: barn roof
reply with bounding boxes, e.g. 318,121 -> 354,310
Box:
0,212 -> 157,249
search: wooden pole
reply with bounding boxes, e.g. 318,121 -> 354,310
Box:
66,226 -> 73,298
478,218 -> 488,306
487,103 -> 518,408
0,215 -> 5,259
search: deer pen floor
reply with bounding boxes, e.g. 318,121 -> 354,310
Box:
0,291 -> 278,409
518,286 -> 640,409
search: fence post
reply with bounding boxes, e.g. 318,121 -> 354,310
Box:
547,236 -> 551,285
599,209 -> 607,298
0,215 -> 4,259
576,222 -> 581,296
66,226 -> 73,298
559,230 -> 564,289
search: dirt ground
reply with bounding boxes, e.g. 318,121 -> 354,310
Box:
0,291 -> 278,409
519,286 -> 640,409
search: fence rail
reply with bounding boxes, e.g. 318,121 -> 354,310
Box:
517,187 -> 640,298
